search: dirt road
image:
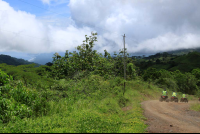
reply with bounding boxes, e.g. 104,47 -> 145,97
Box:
141,100 -> 200,133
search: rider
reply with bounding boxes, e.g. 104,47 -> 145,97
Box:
182,93 -> 186,98
172,91 -> 177,97
162,88 -> 167,96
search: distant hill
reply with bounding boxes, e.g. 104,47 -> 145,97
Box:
168,51 -> 200,72
128,47 -> 200,59
134,51 -> 200,73
167,47 -> 200,55
0,54 -> 41,67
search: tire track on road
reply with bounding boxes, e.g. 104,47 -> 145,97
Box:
141,100 -> 200,133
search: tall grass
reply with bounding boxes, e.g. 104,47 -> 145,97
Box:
0,74 -> 198,133
190,103 -> 200,111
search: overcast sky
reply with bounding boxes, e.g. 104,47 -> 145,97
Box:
0,0 -> 200,64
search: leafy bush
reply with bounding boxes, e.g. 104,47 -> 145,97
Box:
127,63 -> 136,79
118,95 -> 129,107
0,97 -> 32,123
0,80 -> 51,123
0,69 -> 12,86
173,71 -> 198,94
155,78 -> 178,90
191,68 -> 200,86
142,68 -> 160,81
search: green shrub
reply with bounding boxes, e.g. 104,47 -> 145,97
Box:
0,97 -> 32,123
155,78 -> 178,90
127,63 -> 136,79
0,69 -> 12,86
118,95 -> 129,107
142,68 -> 160,81
0,80 -> 51,123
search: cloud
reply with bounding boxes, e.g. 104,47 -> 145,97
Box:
0,0 -> 93,54
69,0 -> 200,54
1,0 -> 200,58
130,32 -> 200,54
28,57 -> 36,62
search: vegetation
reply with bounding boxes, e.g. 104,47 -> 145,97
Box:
0,32 -> 200,132
134,51 -> 200,73
190,103 -> 200,112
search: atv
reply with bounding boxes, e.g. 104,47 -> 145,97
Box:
180,98 -> 188,103
170,96 -> 178,102
159,95 -> 169,102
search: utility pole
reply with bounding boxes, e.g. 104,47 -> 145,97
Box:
123,34 -> 126,96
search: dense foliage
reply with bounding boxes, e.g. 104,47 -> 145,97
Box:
0,32 -> 200,132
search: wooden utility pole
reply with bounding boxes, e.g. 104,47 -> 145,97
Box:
123,34 -> 126,96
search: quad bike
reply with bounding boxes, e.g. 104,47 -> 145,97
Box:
180,98 -> 188,103
159,95 -> 169,102
170,96 -> 178,102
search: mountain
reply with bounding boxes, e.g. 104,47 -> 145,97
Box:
0,54 -> 41,67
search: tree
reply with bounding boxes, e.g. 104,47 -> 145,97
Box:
50,32 -> 98,79
155,69 -> 177,90
156,59 -> 161,64
142,68 -> 160,81
163,52 -> 168,58
191,68 -> 200,86
127,63 -> 136,79
45,62 -> 53,66
158,69 -> 173,79
173,70 -> 198,94
191,68 -> 200,79
51,52 -> 65,79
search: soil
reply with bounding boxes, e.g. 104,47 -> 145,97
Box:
141,100 -> 200,133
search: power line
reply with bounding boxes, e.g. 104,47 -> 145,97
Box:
17,0 -> 52,11
126,37 -> 138,43
16,0 -> 68,18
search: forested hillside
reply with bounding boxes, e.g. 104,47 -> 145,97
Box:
167,47 -> 200,55
0,32 -> 200,133
134,51 -> 200,73
0,54 -> 40,67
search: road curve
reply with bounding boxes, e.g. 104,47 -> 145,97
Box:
141,100 -> 200,133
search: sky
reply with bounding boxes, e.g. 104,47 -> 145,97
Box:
0,0 -> 200,64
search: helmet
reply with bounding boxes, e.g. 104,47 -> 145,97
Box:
173,91 -> 175,92
164,88 -> 166,91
